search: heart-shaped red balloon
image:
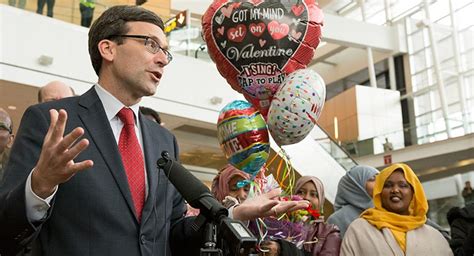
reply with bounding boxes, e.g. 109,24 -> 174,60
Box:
202,0 -> 323,117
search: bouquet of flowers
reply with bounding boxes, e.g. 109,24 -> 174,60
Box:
250,195 -> 321,249
284,195 -> 321,223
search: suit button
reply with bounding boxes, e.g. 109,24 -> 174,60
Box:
140,235 -> 146,245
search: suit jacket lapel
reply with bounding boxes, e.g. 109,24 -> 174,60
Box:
140,115 -> 165,224
77,88 -> 138,223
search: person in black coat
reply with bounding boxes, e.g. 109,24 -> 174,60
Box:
447,203 -> 474,256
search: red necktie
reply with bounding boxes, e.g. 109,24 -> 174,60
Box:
117,108 -> 145,222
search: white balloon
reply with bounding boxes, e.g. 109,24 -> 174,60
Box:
267,69 -> 326,146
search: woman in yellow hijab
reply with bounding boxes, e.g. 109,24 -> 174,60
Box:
340,163 -> 452,256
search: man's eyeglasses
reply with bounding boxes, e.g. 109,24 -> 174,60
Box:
0,122 -> 12,134
108,35 -> 173,63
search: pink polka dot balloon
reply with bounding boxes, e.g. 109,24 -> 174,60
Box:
267,69 -> 326,146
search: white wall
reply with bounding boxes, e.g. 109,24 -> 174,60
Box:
313,48 -> 392,85
172,0 -> 212,15
1,5 -> 95,91
423,171 -> 474,200
142,53 -> 245,124
323,13 -> 406,53
423,176 -> 459,200
356,133 -> 474,168
355,85 -> 405,153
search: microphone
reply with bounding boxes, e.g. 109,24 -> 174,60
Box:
157,151 -> 258,255
157,151 -> 228,223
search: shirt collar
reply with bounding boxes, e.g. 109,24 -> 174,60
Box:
94,84 -> 140,124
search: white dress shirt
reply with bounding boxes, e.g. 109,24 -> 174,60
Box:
26,84 -> 149,222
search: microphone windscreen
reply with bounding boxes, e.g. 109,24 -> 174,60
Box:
159,157 -> 212,205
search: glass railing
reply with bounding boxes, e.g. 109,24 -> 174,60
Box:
168,16 -> 213,62
312,125 -> 358,171
3,2 -> 211,61
339,116 -> 473,158
2,1 -> 171,29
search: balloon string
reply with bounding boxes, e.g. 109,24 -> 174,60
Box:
255,217 -> 268,252
246,179 -> 264,201
277,158 -> 286,189
252,180 -> 262,195
277,161 -> 286,189
279,150 -> 292,191
280,162 -> 289,188
285,157 -> 296,195
278,150 -> 295,195
269,148 -> 296,194
267,151 -> 279,167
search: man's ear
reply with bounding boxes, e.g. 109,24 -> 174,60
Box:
98,40 -> 115,62
7,134 -> 14,149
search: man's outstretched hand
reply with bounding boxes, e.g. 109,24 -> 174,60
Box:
232,189 -> 310,221
32,109 -> 94,199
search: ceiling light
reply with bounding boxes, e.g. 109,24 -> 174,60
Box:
38,55 -> 53,66
455,159 -> 474,167
210,96 -> 223,105
416,19 -> 430,28
7,105 -> 16,110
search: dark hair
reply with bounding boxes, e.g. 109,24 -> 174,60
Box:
88,5 -> 164,75
37,89 -> 42,102
140,106 -> 162,124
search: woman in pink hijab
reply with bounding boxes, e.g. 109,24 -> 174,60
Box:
186,164 -> 250,217
212,165 -> 303,256
212,164 -> 251,208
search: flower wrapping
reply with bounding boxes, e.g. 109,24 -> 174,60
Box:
250,195 -> 321,249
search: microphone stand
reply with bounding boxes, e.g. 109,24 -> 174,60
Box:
157,151 -> 257,256
200,222 -> 223,256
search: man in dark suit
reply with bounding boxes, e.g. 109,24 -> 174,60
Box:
0,5 -> 307,256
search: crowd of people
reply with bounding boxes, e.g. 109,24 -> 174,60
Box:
7,0 -> 95,28
0,4 -> 473,256
208,162 -> 472,256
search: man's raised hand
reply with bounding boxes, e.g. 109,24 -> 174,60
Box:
32,109 -> 93,198
232,188 -> 310,221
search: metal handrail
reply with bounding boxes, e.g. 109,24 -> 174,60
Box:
316,124 -> 358,161
313,124 -> 358,171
